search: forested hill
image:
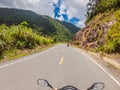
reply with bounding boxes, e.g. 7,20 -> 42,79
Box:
57,20 -> 80,34
74,0 -> 120,54
0,7 -> 79,42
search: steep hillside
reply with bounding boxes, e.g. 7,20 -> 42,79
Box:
43,16 -> 73,42
74,0 -> 120,53
57,20 -> 80,34
0,8 -> 77,42
0,8 -> 55,35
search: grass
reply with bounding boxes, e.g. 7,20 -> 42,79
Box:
107,61 -> 120,72
0,44 -> 56,62
105,53 -> 120,60
97,29 -> 103,41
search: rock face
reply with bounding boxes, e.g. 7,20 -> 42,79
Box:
74,14 -> 116,50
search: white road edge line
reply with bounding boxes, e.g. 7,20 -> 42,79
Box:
72,47 -> 120,87
0,45 -> 57,69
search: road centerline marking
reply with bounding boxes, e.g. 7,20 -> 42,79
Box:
59,57 -> 64,65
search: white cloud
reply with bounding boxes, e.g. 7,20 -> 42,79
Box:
0,0 -> 89,27
76,20 -> 85,28
67,6 -> 77,19
66,0 -> 89,19
74,0 -> 89,6
64,0 -> 89,27
57,16 -> 64,21
13,0 -> 54,17
60,4 -> 68,14
53,0 -> 58,4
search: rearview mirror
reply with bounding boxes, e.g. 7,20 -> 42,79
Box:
88,82 -> 105,90
37,79 -> 49,87
93,82 -> 105,89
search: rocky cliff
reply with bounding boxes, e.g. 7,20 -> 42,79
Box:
74,11 -> 120,53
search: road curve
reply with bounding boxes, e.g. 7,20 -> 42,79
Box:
0,44 -> 120,90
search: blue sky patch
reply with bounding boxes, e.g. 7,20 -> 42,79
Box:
53,0 -> 62,18
62,14 -> 68,21
54,7 -> 61,18
70,17 -> 80,25
52,0 -> 81,27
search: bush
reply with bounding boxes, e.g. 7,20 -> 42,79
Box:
16,40 -> 26,49
105,21 -> 120,53
98,45 -> 104,52
73,41 -> 80,45
0,22 -> 54,58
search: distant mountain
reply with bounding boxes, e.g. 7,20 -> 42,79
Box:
57,20 -> 80,34
0,7 -> 78,42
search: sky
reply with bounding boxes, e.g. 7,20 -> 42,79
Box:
0,0 -> 89,28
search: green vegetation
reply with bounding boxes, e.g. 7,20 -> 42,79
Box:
0,8 -> 78,42
105,20 -> 120,53
98,45 -> 104,52
85,0 -> 120,54
57,20 -> 80,34
43,16 -> 73,42
0,22 -> 54,59
105,16 -> 111,22
96,10 -> 120,53
86,0 -> 120,24
0,7 -> 79,61
114,10 -> 120,22
93,23 -> 98,29
97,29 -> 103,41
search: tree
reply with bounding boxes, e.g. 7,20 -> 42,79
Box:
86,0 -> 120,24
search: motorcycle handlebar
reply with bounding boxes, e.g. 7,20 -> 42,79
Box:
37,79 -> 105,90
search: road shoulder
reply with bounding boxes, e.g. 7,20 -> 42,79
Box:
71,45 -> 120,86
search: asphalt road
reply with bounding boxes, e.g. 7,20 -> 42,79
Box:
0,44 -> 120,90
